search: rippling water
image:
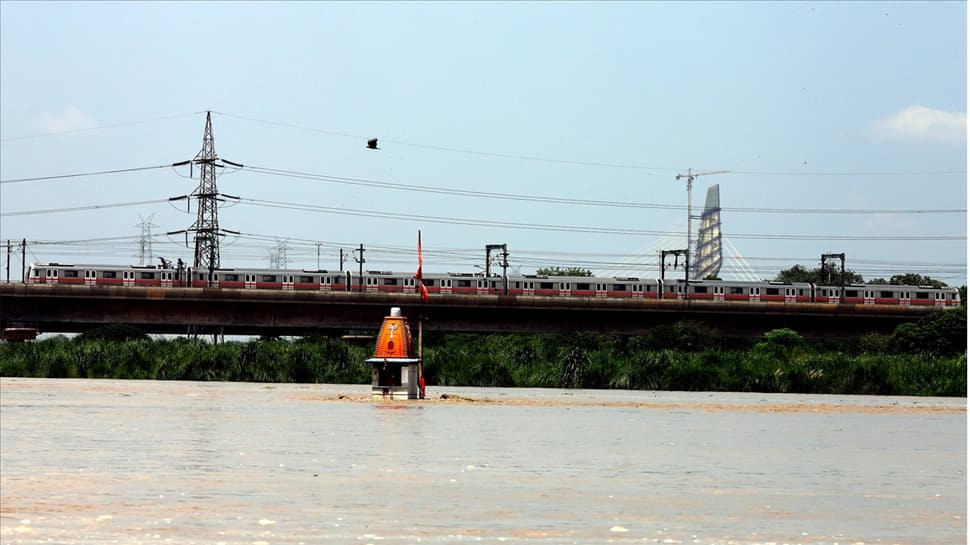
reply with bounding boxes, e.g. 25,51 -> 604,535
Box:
1,378 -> 965,544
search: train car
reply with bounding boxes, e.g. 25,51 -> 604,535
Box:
660,278 -> 813,303
832,284 -> 961,307
188,268 -> 353,291
28,263 -> 177,288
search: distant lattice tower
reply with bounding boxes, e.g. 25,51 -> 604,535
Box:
692,184 -> 722,280
190,111 -> 221,270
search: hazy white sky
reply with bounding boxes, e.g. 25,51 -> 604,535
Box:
1,1 -> 966,284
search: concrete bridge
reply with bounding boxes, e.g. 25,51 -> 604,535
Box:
0,284 -> 942,339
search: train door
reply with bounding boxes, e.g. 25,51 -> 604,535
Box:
558,281 -> 570,297
209,273 -> 220,288
45,268 -> 59,285
748,286 -> 760,303
161,271 -> 174,288
714,285 -> 725,302
633,284 -> 644,299
122,270 -> 135,287
243,274 -> 255,289
84,269 -> 97,286
440,278 -> 453,294
935,291 -> 946,307
863,289 -> 875,305
825,288 -> 840,304
523,281 -> 534,296
365,276 -> 379,293
282,274 -> 295,290
900,290 -> 910,306
477,279 -> 488,295
784,287 -> 796,304
594,283 -> 607,298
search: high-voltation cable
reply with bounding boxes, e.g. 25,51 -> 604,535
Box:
214,111 -> 966,177
0,112 -> 204,142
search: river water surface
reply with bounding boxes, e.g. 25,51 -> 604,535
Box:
0,378 -> 965,544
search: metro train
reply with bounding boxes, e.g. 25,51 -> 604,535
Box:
26,262 -> 961,307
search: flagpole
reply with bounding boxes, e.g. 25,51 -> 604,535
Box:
416,230 -> 426,399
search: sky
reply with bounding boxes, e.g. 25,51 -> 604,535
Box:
1,1 -> 966,286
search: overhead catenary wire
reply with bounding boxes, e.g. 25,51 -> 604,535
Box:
19,231 -> 966,281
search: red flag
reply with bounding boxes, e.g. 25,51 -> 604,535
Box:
416,230 -> 429,302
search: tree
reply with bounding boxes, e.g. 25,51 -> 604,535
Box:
536,267 -> 593,277
773,264 -> 862,285
867,274 -> 947,288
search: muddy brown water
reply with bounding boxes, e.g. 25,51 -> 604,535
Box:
1,378 -> 965,544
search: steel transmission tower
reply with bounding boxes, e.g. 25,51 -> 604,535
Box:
169,111 -> 241,277
191,112 -> 222,270
135,213 -> 158,266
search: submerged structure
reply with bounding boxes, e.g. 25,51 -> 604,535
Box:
366,307 -> 424,400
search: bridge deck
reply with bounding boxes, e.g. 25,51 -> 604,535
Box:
0,284 -> 942,338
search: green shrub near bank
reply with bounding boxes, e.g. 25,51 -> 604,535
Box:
1,308 -> 965,396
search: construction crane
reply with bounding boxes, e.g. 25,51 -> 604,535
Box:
675,168 -> 731,264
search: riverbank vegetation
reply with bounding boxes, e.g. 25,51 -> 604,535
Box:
2,308 -> 965,396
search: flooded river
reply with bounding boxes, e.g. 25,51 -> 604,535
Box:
1,378 -> 965,544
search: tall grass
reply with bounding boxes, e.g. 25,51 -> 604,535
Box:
2,310 -> 965,396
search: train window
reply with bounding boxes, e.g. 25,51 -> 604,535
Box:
456,279 -> 472,288
879,291 -> 893,298
765,288 -> 779,296
422,279 -> 434,287
612,284 -> 626,292
513,281 -> 521,289
915,292 -> 929,299
141,272 -> 156,280
383,278 -> 399,286
645,285 -> 654,292
333,277 -> 345,285
576,283 -> 590,291
63,270 -> 79,278
694,286 -> 708,294
729,287 -> 744,295
223,274 -> 239,282
798,289 -> 804,296
262,275 -> 277,283
539,282 -> 554,290
845,290 -> 858,298
103,271 -> 117,279
296,276 -> 311,283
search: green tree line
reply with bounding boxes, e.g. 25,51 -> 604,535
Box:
2,308 -> 965,396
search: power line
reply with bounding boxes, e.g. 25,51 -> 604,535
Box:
214,110 -> 965,177
235,197 -> 966,241
0,111 -> 204,142
2,160 -> 964,215
0,164 -> 173,184
2,198 -> 171,217
240,164 -> 966,215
